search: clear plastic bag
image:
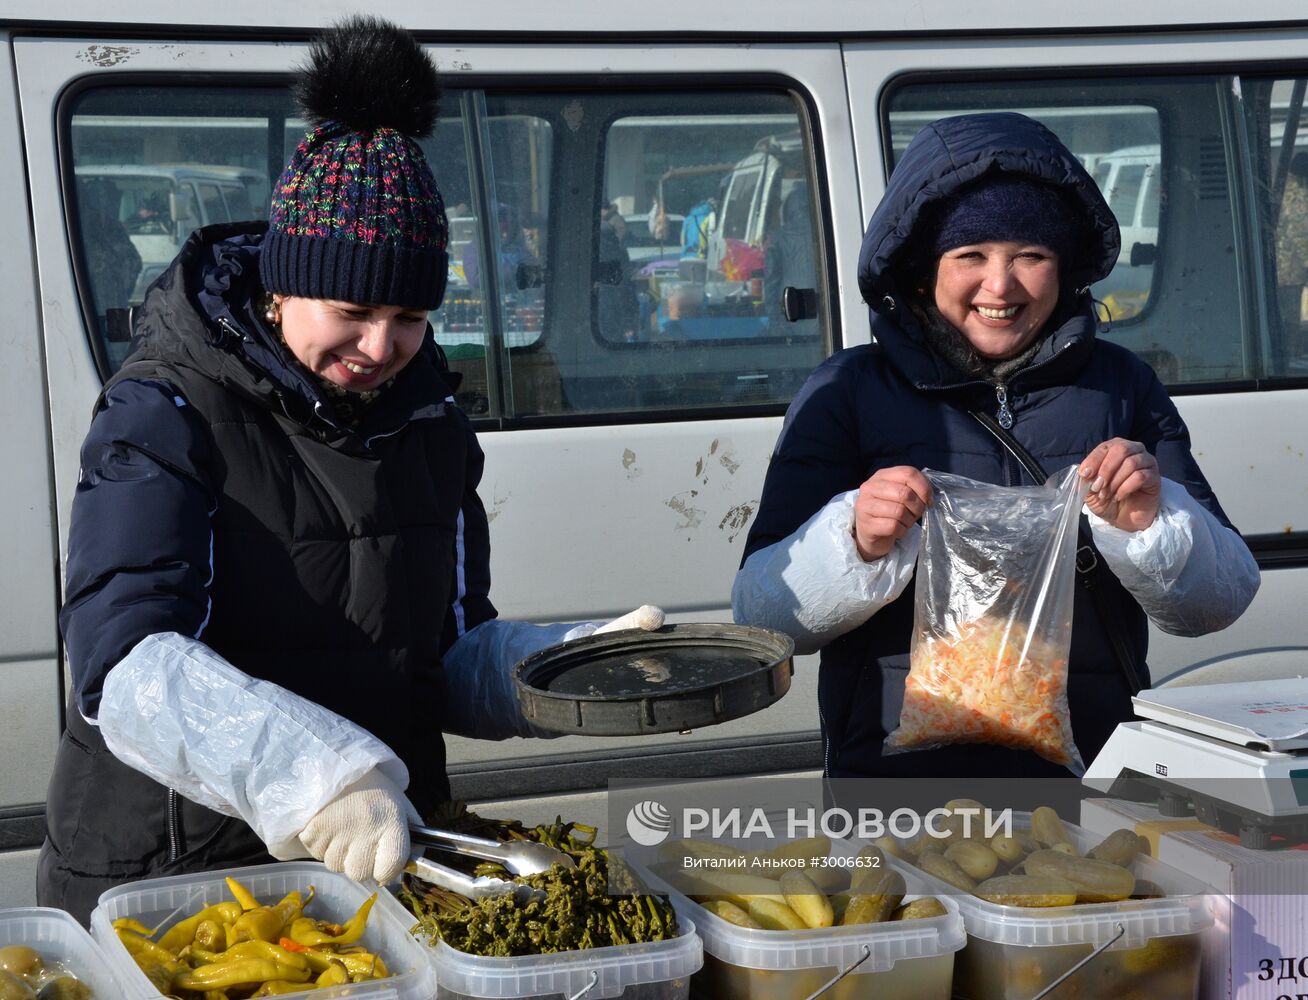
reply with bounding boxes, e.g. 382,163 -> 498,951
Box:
883,465 -> 1089,771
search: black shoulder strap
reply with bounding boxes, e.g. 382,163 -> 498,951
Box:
969,409 -> 1145,696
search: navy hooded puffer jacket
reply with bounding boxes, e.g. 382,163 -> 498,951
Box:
741,113 -> 1239,779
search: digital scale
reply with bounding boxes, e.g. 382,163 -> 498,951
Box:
1083,677 -> 1308,849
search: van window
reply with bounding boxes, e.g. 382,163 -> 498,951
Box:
584,96 -> 826,414
1105,164 -> 1146,226
887,75 -> 1308,388
197,182 -> 226,225
65,83 -> 828,415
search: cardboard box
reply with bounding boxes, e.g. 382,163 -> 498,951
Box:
1082,797 -> 1308,1000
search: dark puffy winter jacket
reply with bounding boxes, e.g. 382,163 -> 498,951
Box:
741,113 -> 1236,779
39,223 -> 495,920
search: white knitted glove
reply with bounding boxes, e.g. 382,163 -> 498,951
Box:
295,768 -> 421,883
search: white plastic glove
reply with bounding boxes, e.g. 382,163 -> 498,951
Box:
295,768 -> 421,884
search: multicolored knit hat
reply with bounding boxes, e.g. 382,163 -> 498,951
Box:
260,16 -> 448,310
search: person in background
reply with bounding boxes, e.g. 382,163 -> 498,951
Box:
39,16 -> 659,922
597,201 -> 639,341
78,177 -> 143,313
733,112 -> 1259,779
764,185 -> 817,337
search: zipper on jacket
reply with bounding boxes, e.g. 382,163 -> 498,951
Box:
994,383 -> 1014,429
219,317 -> 251,345
167,788 -> 184,863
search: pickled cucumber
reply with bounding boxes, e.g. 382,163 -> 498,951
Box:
840,867 -> 905,924
657,837 -> 742,864
989,834 -> 1026,865
893,897 -> 948,921
805,862 -> 850,895
974,874 -> 1080,907
690,870 -> 790,908
944,841 -> 999,881
1022,849 -> 1135,902
746,835 -> 832,867
916,850 -> 978,892
849,845 -> 888,893
745,897 -> 808,931
1030,806 -> 1071,847
1087,828 -> 1149,867
779,872 -> 834,928
700,899 -> 762,928
873,835 -> 908,860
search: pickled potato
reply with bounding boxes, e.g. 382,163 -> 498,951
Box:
0,971 -> 34,1000
0,950 -> 40,978
0,948 -> 90,1000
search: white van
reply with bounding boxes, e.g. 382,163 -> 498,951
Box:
75,163 -> 266,299
4,3 -> 1308,907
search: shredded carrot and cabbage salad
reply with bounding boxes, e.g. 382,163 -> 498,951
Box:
884,616 -> 1078,767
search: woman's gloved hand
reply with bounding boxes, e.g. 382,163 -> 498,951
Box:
569,605 -> 666,639
296,768 -> 421,883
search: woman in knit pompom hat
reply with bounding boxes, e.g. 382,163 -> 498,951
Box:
39,15 -> 660,919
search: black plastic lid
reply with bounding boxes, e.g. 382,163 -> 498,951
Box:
513,624 -> 795,736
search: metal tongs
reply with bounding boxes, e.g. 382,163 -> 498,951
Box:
404,823 -> 575,903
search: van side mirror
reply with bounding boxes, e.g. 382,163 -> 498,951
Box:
782,286 -> 818,322
1129,242 -> 1157,267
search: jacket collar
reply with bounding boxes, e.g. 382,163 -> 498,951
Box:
131,223 -> 454,443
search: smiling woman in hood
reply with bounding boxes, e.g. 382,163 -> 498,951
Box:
732,111 -> 1259,781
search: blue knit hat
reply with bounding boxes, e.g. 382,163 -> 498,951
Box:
259,16 -> 449,310
925,174 -> 1080,263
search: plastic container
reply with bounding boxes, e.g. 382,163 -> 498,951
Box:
380,888 -> 700,1000
898,812 -> 1214,1000
0,906 -> 125,996
626,839 -> 966,1000
89,861 -> 437,1000
673,875 -> 963,999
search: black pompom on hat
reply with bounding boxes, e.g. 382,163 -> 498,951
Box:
260,15 -> 449,310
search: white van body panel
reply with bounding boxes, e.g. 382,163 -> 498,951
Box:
5,1 -> 1308,33
0,36 -> 60,809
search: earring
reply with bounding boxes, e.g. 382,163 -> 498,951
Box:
265,301 -> 281,326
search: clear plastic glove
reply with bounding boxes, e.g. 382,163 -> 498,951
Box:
443,606 -> 666,740
295,768 -> 421,884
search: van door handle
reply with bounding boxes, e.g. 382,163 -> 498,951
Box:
782,286 -> 818,322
